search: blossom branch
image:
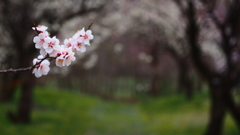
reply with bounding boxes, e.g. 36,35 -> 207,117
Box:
0,23 -> 94,78
0,54 -> 57,74
0,67 -> 33,74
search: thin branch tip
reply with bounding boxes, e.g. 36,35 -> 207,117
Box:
88,23 -> 93,30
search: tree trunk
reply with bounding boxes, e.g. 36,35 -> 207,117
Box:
205,83 -> 227,135
165,47 -> 193,99
17,77 -> 34,123
150,74 -> 159,95
185,76 -> 193,99
178,60 -> 193,99
225,91 -> 240,129
0,73 -> 20,103
149,42 -> 160,96
194,77 -> 202,92
0,73 -> 11,102
177,62 -> 185,94
7,72 -> 35,123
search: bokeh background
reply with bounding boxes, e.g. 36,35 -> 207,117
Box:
0,0 -> 240,135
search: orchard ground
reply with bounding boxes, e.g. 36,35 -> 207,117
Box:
0,87 -> 239,135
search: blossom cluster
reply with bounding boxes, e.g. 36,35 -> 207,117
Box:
32,25 -> 94,78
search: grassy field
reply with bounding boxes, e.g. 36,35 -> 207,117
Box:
0,87 -> 239,135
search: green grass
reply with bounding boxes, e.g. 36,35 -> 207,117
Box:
0,87 -> 239,135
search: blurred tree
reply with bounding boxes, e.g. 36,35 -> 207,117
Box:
149,41 -> 160,96
0,0 -> 105,123
165,46 -> 194,99
174,0 -> 240,134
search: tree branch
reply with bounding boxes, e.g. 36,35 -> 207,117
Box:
173,0 -> 185,14
39,1 -> 104,27
0,67 -> 33,74
0,54 -> 57,74
186,1 -> 219,79
58,4 -> 104,25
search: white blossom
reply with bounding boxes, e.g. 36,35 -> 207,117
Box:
56,55 -> 64,67
40,48 -> 47,56
73,28 -> 94,45
56,46 -> 76,67
31,25 -> 94,78
32,59 -> 50,78
33,31 -> 49,49
43,36 -> 60,53
63,49 -> 76,66
73,38 -> 86,52
83,29 -> 94,45
32,25 -> 48,33
64,38 -> 75,48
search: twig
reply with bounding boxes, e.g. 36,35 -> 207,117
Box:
0,67 -> 33,74
32,22 -> 41,34
87,23 -> 93,30
0,54 -> 58,74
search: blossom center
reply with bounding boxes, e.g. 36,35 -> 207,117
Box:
83,34 -> 88,39
77,42 -> 82,48
58,59 -> 64,64
48,42 -> 54,47
40,39 -> 45,44
67,43 -> 71,47
38,30 -> 43,33
36,63 -> 40,69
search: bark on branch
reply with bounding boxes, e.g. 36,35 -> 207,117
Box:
0,54 -> 57,74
